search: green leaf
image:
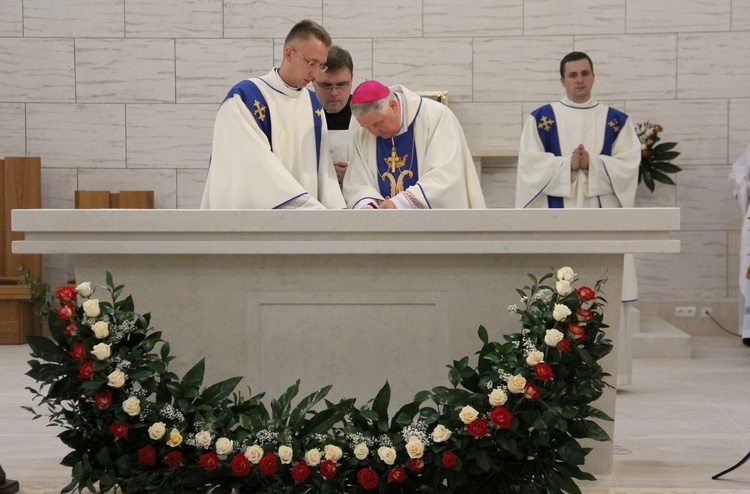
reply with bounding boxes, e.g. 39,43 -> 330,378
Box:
477,325 -> 489,345
271,380 -> 300,421
27,335 -> 69,363
200,377 -> 243,405
371,381 -> 391,422
288,384 -> 332,429
181,359 -> 206,390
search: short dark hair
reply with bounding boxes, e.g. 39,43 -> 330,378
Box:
324,45 -> 354,74
560,51 -> 594,78
284,19 -> 332,48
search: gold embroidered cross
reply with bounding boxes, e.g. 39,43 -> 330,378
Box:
608,118 -> 620,132
253,100 -> 267,122
384,146 -> 407,174
538,116 -> 555,131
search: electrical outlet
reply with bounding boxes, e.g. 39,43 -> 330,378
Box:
701,307 -> 714,318
675,306 -> 696,317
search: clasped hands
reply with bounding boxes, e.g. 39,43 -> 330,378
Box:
570,144 -> 589,171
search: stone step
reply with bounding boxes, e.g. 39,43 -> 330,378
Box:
631,316 -> 692,359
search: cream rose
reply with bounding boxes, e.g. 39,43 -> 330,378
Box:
507,374 -> 527,394
432,424 -> 452,443
122,396 -> 141,416
91,321 -> 109,339
553,303 -> 572,321
458,405 -> 479,424
525,351 -> 544,367
488,388 -> 508,407
353,442 -> 369,460
545,329 -> 564,347
107,369 -> 126,388
377,446 -> 397,465
76,281 -> 94,298
148,422 -> 166,440
83,299 -> 100,317
278,445 -> 293,464
556,267 -> 576,282
167,428 -> 183,447
324,444 -> 343,462
304,448 -> 322,466
405,437 -> 424,459
195,430 -> 212,449
555,280 -> 572,296
215,437 -> 233,455
244,444 -> 264,464
91,342 -> 111,361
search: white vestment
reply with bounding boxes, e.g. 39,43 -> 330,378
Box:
730,143 -> 750,342
343,85 -> 485,209
201,69 -> 345,210
327,116 -> 359,164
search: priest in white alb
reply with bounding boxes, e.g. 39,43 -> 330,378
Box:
515,51 -> 641,386
342,80 -> 485,209
200,20 -> 345,210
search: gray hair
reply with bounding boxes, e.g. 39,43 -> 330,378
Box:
351,90 -> 395,119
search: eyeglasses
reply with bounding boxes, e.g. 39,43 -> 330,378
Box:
292,48 -> 328,72
316,81 -> 351,92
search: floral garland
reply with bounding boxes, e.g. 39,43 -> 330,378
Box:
636,121 -> 681,192
25,268 -> 612,494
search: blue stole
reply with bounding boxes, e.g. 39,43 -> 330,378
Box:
223,79 -> 323,170
531,103 -> 627,208
375,98 -> 423,199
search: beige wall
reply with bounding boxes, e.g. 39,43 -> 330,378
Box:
1,0 -> 748,303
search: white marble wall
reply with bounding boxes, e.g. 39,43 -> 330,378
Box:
0,0 -> 748,303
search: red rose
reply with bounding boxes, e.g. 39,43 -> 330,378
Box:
199,452 -> 220,471
567,322 -> 586,341
654,124 -> 663,132
490,406 -> 513,428
442,451 -> 457,468
357,467 -> 379,490
409,458 -> 424,472
110,421 -> 128,438
95,392 -> 112,409
165,451 -> 182,469
56,286 -> 78,303
576,308 -> 592,322
292,461 -> 311,482
388,466 -> 407,483
259,452 -> 278,475
69,342 -> 86,360
56,304 -> 76,320
138,445 -> 157,466
557,338 -> 570,353
78,361 -> 94,379
524,382 -> 540,400
466,417 -> 489,438
64,321 -> 78,336
535,363 -> 553,381
576,286 -> 596,301
319,459 -> 336,480
230,453 -> 252,476
641,149 -> 651,159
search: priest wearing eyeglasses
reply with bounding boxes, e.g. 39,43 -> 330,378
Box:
313,46 -> 358,186
201,20 -> 345,210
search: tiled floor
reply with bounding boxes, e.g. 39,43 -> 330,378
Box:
2,331 -> 750,493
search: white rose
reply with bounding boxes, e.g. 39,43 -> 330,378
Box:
324,444 -> 343,462
83,299 -> 100,317
645,128 -> 654,137
91,321 -> 109,339
215,437 -> 233,455
507,374 -> 527,394
195,430 -> 212,449
353,442 -> 369,460
76,281 -> 94,298
488,388 -> 507,407
556,267 -> 576,282
122,396 -> 141,416
525,351 -> 544,367
304,448 -> 321,466
377,446 -> 397,465
278,445 -> 293,464
148,422 -> 166,440
244,444 -> 264,464
405,437 -> 424,459
432,424 -> 452,443
458,405 -> 479,424
555,280 -> 572,296
553,303 -> 572,321
167,428 -> 183,447
91,342 -> 111,361
545,329 -> 564,347
107,369 -> 127,388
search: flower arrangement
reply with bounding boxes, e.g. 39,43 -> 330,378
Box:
635,121 -> 682,192
25,268 -> 613,494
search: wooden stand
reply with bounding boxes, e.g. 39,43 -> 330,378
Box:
0,464 -> 20,494
75,190 -> 154,209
